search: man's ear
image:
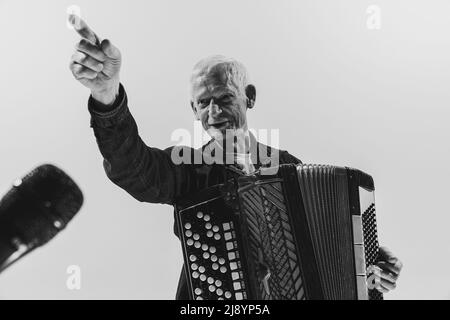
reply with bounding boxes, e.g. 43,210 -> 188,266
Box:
191,101 -> 200,120
245,84 -> 256,109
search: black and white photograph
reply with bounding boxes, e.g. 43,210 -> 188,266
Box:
0,0 -> 448,302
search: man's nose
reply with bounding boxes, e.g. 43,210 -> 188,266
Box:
208,99 -> 222,116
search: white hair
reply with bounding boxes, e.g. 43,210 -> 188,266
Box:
190,55 -> 250,100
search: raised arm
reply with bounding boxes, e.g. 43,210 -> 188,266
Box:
68,16 -> 185,204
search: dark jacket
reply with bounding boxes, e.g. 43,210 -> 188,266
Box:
88,84 -> 302,299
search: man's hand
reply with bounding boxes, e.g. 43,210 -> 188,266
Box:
370,246 -> 403,294
68,15 -> 121,106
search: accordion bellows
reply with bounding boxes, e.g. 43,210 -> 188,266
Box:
175,164 -> 383,300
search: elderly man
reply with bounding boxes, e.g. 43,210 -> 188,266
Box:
69,16 -> 402,299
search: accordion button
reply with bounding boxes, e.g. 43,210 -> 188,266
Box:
194,241 -> 201,248
192,271 -> 199,279
196,297 -> 204,300
184,223 -> 192,230
202,244 -> 209,251
185,230 -> 193,237
224,232 -> 232,241
212,225 -> 219,232
214,234 -> 221,240
212,263 -> 219,270
197,211 -> 204,219
187,239 -> 194,246
207,277 -> 214,284
225,291 -> 232,299
204,215 -> 211,222
215,280 -> 222,287
235,292 -> 244,300
209,285 -> 216,292
189,255 -> 197,262
219,258 -> 225,265
211,255 -> 218,262
205,223 -> 212,230
200,274 -> 207,281
199,266 -> 206,273
207,231 -> 214,238
209,246 -> 217,254
203,252 -> 210,259
216,288 -> 223,296
220,266 -> 227,273
229,262 -> 237,270
194,288 -> 202,295
193,234 -> 200,240
191,263 -> 198,271
222,223 -> 231,231
233,282 -> 242,290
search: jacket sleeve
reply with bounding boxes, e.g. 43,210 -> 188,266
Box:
88,83 -> 189,205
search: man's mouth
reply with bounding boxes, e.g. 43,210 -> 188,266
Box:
209,120 -> 229,129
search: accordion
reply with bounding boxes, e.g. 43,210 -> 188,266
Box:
175,164 -> 383,300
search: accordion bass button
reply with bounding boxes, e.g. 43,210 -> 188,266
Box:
209,246 -> 217,254
214,234 -> 221,240
212,263 -> 219,270
207,231 -> 214,238
215,280 -> 222,287
225,291 -> 232,299
205,223 -> 212,229
218,258 -> 225,265
217,288 -> 223,296
203,252 -> 210,259
184,223 -> 192,230
212,225 -> 220,232
211,255 -> 218,262
197,211 -> 204,219
189,255 -> 197,262
220,266 -> 227,273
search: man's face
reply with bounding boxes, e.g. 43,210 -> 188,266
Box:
191,69 -> 248,141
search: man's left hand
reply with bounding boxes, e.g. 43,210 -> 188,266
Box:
371,246 -> 403,293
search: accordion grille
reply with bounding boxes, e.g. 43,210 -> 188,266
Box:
240,182 -> 305,299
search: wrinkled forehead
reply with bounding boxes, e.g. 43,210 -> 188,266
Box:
191,64 -> 242,101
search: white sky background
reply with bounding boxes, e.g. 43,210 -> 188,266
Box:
0,0 -> 449,299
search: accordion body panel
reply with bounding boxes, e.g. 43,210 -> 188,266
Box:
175,164 -> 383,300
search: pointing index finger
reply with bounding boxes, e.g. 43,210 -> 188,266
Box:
69,14 -> 101,46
